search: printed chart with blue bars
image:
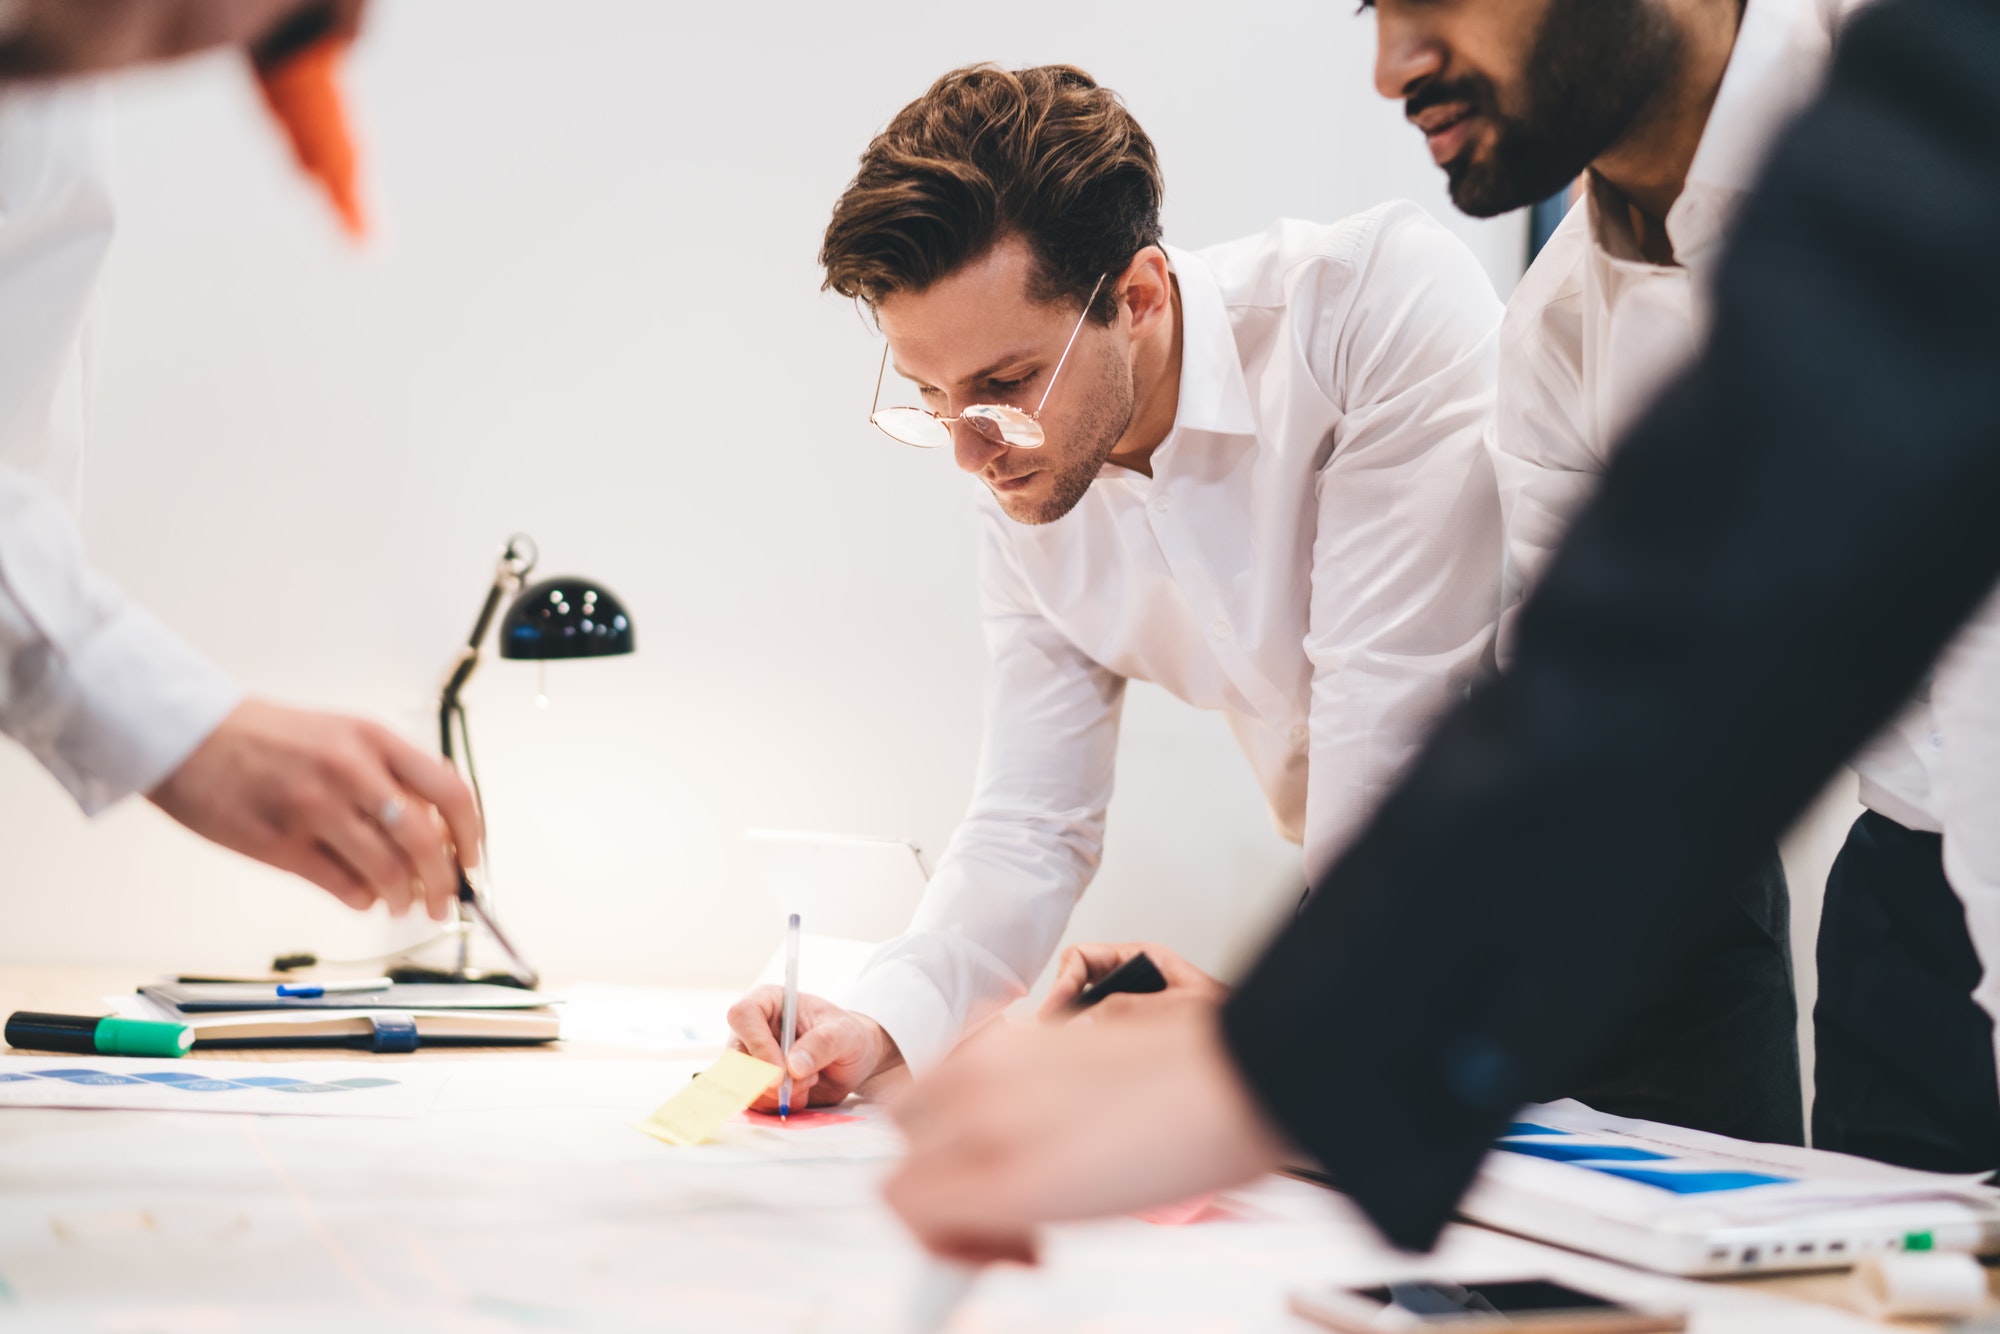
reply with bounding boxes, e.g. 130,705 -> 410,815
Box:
0,1056 -> 438,1116
0,1068 -> 400,1096
1497,1121 -> 1794,1195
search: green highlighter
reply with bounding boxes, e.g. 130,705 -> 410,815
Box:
4,1011 -> 194,1058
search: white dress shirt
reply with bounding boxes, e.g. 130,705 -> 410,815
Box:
844,203 -> 1506,1073
0,84 -> 239,812
1493,0 -> 1859,648
1492,0 -> 2000,1067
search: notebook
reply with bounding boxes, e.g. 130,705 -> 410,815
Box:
130,983 -> 560,1052
139,982 -> 548,1013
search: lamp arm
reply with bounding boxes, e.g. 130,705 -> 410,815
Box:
438,535 -> 538,761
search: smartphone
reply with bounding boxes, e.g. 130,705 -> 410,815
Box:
1288,1279 -> 1685,1333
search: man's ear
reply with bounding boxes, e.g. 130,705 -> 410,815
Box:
1116,246 -> 1174,339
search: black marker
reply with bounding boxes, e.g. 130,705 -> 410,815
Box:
1067,952 -> 1169,1012
5,1011 -> 193,1058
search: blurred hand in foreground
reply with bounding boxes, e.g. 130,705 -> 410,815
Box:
1038,940 -> 1229,1019
149,698 -> 481,921
883,995 -> 1291,1264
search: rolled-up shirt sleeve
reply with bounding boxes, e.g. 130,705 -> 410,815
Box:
842,502 -> 1125,1074
1302,208 -> 1506,878
0,464 -> 241,812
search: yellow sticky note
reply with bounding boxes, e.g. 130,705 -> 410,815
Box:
636,1051 -> 782,1146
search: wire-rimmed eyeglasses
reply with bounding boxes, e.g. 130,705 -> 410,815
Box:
868,275 -> 1107,450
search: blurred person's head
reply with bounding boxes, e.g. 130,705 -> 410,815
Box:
1368,0 -> 1730,218
0,0 -> 365,79
821,64 -> 1176,526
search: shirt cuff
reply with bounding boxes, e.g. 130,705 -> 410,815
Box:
36,602 -> 242,814
841,958 -> 959,1078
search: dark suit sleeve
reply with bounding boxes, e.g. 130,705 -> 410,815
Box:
1221,0 -> 2000,1252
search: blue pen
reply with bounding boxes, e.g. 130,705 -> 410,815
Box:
777,914 -> 801,1119
274,977 -> 394,999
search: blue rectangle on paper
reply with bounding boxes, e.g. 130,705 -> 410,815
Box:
34,1069 -> 142,1085
1591,1167 -> 1793,1194
1498,1141 -> 1672,1164
1503,1123 -> 1571,1138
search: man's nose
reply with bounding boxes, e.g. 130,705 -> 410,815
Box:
1373,5 -> 1445,101
954,423 -> 1006,475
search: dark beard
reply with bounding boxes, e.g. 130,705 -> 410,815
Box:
1413,0 -> 1684,219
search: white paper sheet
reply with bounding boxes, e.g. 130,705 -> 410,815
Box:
543,983 -> 737,1052
0,1056 -> 446,1117
0,1072 -> 1891,1332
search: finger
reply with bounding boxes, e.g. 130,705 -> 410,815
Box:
377,728 -> 484,870
788,1021 -> 862,1081
315,806 -> 417,916
750,1069 -> 816,1114
280,841 -> 377,912
1037,948 -> 1095,1020
884,1140 -> 1035,1254
726,990 -> 787,1065
356,783 -> 458,922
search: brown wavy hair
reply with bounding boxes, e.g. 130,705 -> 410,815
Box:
820,64 -> 1163,326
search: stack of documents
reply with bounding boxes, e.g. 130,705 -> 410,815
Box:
125,982 -> 560,1050
1460,1100 -> 2000,1275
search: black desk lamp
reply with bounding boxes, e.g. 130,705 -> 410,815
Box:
425,534 -> 635,987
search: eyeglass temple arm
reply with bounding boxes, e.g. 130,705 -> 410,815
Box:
1034,274 -> 1108,414
871,342 -> 891,417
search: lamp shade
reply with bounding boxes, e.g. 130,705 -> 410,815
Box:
499,576 -> 635,660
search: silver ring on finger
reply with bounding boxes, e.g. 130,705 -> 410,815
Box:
377,796 -> 408,829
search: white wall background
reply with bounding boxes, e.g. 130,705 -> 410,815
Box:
0,0 -> 1849,1090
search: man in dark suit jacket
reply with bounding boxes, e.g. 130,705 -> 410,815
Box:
882,0 -> 2000,1260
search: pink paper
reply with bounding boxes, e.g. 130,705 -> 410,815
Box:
739,1108 -> 863,1128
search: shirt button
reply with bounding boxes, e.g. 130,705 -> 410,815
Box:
1151,494 -> 1171,514
1209,620 -> 1231,642
1932,732 -> 1945,750
1289,722 -> 1309,747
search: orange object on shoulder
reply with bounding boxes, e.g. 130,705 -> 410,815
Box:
256,38 -> 366,239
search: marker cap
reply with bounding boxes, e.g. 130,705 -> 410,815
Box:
94,1017 -> 195,1058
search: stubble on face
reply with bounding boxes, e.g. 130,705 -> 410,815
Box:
1413,0 -> 1684,218
989,337 -> 1137,526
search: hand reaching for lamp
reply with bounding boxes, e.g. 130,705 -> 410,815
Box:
1037,940 -> 1229,1018
148,698 -> 483,921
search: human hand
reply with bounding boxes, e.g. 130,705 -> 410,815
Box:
1038,940 -> 1229,1019
726,988 -> 905,1113
148,698 -> 482,921
0,0 -> 365,79
883,996 -> 1290,1264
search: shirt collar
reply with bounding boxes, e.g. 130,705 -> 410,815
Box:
1162,243 -> 1259,440
1587,0 -> 1840,268
1669,0 -> 1841,262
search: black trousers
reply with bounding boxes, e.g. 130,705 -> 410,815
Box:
1814,810 -> 2000,1172
1551,844 -> 1804,1146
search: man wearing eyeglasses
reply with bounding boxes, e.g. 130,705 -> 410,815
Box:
729,62 -> 1793,1145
